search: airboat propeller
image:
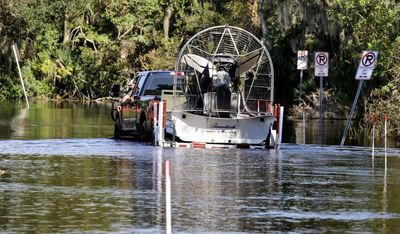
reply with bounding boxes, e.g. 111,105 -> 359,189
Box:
237,49 -> 263,76
181,54 -> 217,79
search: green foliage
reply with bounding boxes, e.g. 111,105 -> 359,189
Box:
223,1 -> 260,35
1,0 -> 229,100
363,39 -> 400,138
171,1 -> 221,37
0,74 -> 23,100
331,0 -> 399,83
328,0 -> 400,137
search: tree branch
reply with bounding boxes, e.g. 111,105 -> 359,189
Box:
69,26 -> 97,52
79,27 -> 97,52
118,25 -> 134,40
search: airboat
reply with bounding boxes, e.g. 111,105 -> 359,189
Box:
164,25 -> 278,147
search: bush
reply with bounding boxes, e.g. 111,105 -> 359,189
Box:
0,74 -> 24,100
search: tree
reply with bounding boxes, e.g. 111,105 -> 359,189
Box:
331,0 -> 400,137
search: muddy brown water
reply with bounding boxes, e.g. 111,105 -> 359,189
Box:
0,101 -> 399,233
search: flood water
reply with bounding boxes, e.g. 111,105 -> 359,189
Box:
0,101 -> 399,233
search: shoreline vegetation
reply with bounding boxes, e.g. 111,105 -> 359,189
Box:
0,0 -> 399,139
289,89 -> 398,140
289,89 -> 349,120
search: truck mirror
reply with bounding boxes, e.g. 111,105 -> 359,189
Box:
109,84 -> 120,97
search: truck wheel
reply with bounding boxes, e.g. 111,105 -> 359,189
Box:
148,124 -> 154,143
114,120 -> 122,139
111,107 -> 119,122
140,120 -> 154,142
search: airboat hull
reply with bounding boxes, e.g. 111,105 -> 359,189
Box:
171,111 -> 274,145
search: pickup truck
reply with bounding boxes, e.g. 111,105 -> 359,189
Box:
110,70 -> 174,141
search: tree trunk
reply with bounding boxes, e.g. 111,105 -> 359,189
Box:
63,12 -> 70,45
258,0 -> 267,45
163,5 -> 174,40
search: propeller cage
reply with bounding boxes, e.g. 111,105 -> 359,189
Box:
174,25 -> 274,117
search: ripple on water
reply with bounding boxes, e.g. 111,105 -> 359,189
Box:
0,140 -> 399,233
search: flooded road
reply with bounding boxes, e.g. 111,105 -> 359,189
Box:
0,101 -> 399,233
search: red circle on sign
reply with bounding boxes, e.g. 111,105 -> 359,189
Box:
316,53 -> 328,65
362,52 -> 376,67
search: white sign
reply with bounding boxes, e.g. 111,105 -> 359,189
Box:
297,50 -> 308,70
355,51 -> 378,80
314,52 -> 329,77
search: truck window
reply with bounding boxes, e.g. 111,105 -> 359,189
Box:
135,74 -> 147,96
142,72 -> 173,96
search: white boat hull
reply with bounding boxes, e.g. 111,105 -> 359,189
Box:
170,111 -> 274,145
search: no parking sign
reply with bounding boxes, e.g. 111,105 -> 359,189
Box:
314,52 -> 329,77
355,51 -> 378,80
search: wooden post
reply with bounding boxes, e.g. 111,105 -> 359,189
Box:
12,45 -> 29,108
158,101 -> 165,146
277,106 -> 284,150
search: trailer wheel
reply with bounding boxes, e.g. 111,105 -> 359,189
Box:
139,120 -> 148,142
265,126 -> 275,148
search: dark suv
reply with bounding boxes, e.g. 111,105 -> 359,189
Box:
110,71 -> 174,140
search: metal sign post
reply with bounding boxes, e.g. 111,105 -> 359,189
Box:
300,70 -> 304,98
319,76 -> 324,144
297,51 -> 308,144
314,52 -> 329,144
340,80 -> 364,146
340,51 -> 378,146
319,77 -> 323,119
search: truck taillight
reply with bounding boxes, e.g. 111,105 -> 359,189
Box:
171,71 -> 185,76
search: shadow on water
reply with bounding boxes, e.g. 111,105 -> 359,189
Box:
0,101 -> 400,233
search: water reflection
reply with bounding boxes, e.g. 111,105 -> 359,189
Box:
0,140 -> 399,232
9,107 -> 29,138
167,146 -> 400,233
0,101 -> 114,139
1,101 -> 398,148
285,119 -> 399,147
294,113 -> 306,144
0,140 -> 164,233
1,101 -> 400,232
